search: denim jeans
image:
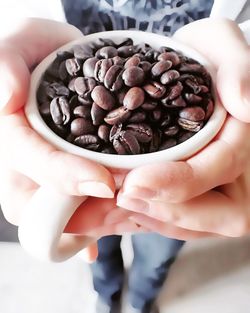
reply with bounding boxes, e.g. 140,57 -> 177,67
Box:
90,234 -> 184,310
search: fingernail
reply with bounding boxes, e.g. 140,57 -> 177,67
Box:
117,195 -> 149,213
78,181 -> 114,198
0,78 -> 12,110
122,186 -> 157,200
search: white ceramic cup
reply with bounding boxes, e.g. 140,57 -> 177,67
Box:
19,30 -> 226,262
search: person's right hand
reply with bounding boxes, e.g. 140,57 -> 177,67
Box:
0,18 -> 143,261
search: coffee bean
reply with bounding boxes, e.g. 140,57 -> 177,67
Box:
71,118 -> 95,136
46,82 -> 70,98
179,62 -> 205,75
91,85 -> 115,110
116,88 -> 128,105
163,96 -> 186,108
104,106 -> 131,125
104,65 -> 123,91
91,102 -> 106,125
143,81 -> 166,99
39,101 -> 50,116
128,111 -> 147,123
158,52 -> 180,66
138,61 -> 152,72
149,130 -> 161,152
115,37 -> 133,47
160,70 -> 180,85
149,109 -> 162,122
96,46 -> 118,58
178,131 -> 195,143
73,44 -> 93,60
160,114 -> 172,128
83,57 -> 99,77
112,56 -> 125,66
168,81 -> 183,100
50,97 -> 71,125
124,56 -> 141,68
126,123 -> 153,143
57,50 -> 74,61
58,61 -> 69,81
74,135 -> 100,150
101,146 -> 116,154
163,125 -> 179,136
65,58 -> 82,76
73,105 -> 91,119
74,77 -> 97,99
141,100 -> 158,111
178,118 -> 203,132
184,78 -> 202,94
94,59 -> 114,82
117,45 -> 136,57
98,124 -> 110,142
78,96 -> 93,105
113,130 -> 140,154
123,87 -> 145,110
184,93 -> 202,104
179,106 -> 205,121
68,78 -> 77,92
159,138 -> 177,150
151,60 -> 172,77
122,66 -> 145,87
109,123 -> 123,141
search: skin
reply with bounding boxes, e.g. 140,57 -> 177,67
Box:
0,18 -> 250,261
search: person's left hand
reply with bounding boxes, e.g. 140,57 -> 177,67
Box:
117,18 -> 250,240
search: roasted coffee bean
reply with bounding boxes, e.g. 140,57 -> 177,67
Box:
184,93 -> 202,104
104,106 -> 131,125
149,130 -> 161,152
109,123 -> 123,141
122,66 -> 145,87
168,81 -> 183,100
57,50 -> 74,60
68,78 -> 77,92
49,123 -> 68,137
179,106 -> 205,121
74,135 -> 100,150
104,65 -> 123,91
184,78 -> 202,94
123,87 -> 145,110
149,109 -> 162,122
179,62 -> 206,74
128,111 -> 147,123
39,102 -> 50,116
138,61 -> 152,72
115,37 -> 133,47
158,52 -> 180,66
112,56 -> 124,65
98,124 -> 110,142
160,70 -> 180,85
83,57 -> 99,77
45,58 -> 62,78
116,88 -> 128,105
166,96 -> 186,108
78,96 -> 92,105
94,59 -> 114,82
178,118 -> 203,132
91,85 -> 115,110
46,82 -> 70,98
117,45 -> 136,57
73,44 -> 93,60
160,114 -> 171,128
163,125 -> 179,136
151,60 -> 172,77
96,46 -> 118,58
73,105 -> 91,119
145,48 -> 160,61
126,123 -> 153,143
159,139 -> 177,150
74,77 -> 97,99
91,102 -> 106,125
95,38 -> 115,48
113,130 -> 140,155
58,61 -> 69,81
143,81 -> 166,99
69,94 -> 81,108
50,97 -> 71,125
70,118 -> 95,136
124,56 -> 141,68
65,58 -> 82,76
178,131 -> 195,143
141,100 -> 158,111
101,146 -> 116,154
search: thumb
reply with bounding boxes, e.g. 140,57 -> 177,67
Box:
174,18 -> 250,122
0,18 -> 82,115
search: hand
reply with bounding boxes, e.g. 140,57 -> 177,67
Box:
117,18 -> 250,239
0,18 -> 143,261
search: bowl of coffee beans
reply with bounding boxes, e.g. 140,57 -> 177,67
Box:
25,30 -> 226,169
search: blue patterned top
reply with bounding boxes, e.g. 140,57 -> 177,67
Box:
61,0 -> 213,35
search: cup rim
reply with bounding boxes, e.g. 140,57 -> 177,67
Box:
25,30 -> 227,169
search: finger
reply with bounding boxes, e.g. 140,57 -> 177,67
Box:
118,117 -> 250,203
128,214 -> 219,240
77,242 -> 99,263
0,112 -> 115,197
119,188 -> 248,237
174,18 -> 250,122
0,18 -> 82,114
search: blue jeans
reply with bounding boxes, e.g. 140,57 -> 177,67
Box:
91,234 -> 184,310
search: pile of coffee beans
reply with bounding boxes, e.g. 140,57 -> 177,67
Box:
37,37 -> 214,155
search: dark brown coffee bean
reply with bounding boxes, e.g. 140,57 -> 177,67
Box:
151,60 -> 172,77
91,85 -> 115,110
83,57 -> 99,77
178,131 -> 195,143
91,102 -> 106,125
98,124 -> 110,142
113,130 -> 140,155
168,81 -> 183,100
78,96 -> 92,105
46,82 -> 70,98
160,114 -> 171,128
138,61 -> 152,72
143,81 -> 166,99
178,118 -> 203,132
200,85 -> 209,93
74,77 -> 97,99
109,123 -> 123,141
58,61 -> 69,81
50,97 -> 71,125
159,138 -> 177,150
70,118 -> 95,136
179,106 -> 205,121
115,37 -> 133,47
184,93 -> 202,104
128,111 -> 147,123
101,146 -> 116,154
95,38 -> 115,48
141,100 -> 158,111
116,88 -> 128,105
123,87 -> 145,110
68,78 -> 77,92
74,135 -> 100,150
94,59 -> 114,82
163,96 -> 186,108
73,106 -> 91,119
184,78 -> 202,94
112,56 -> 124,66
122,66 -> 145,87
69,95 -> 81,109
149,130 -> 161,152
104,65 -> 123,91
117,45 -> 136,57
65,58 -> 82,76
126,123 -> 153,143
163,125 -> 179,136
96,46 -> 118,58
73,44 -> 93,60
179,62 -> 206,74
39,102 -> 50,116
124,56 -> 141,68
158,52 -> 180,66
145,49 -> 160,61
104,106 -> 131,125
160,70 -> 180,85
149,109 -> 162,122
